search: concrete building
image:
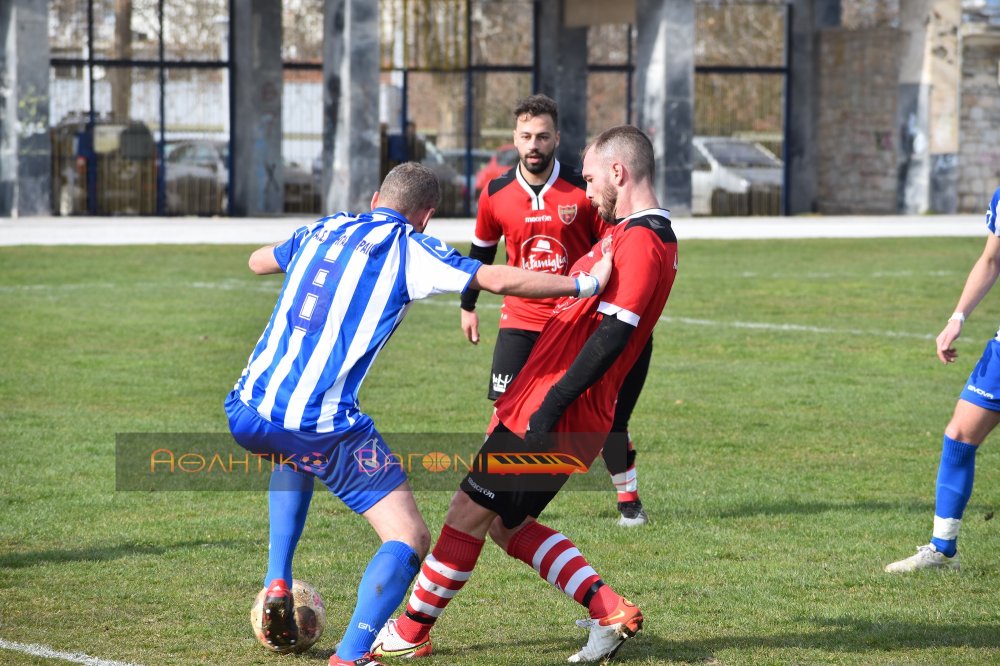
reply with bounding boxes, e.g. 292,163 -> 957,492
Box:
2,0 -> 996,218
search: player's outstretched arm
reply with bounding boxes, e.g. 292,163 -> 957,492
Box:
937,233 -> 1000,364
469,254 -> 610,300
248,243 -> 284,275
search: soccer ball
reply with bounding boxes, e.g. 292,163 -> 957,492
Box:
250,579 -> 326,653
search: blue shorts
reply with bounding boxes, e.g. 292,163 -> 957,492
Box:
958,339 -> 1000,412
224,391 -> 408,513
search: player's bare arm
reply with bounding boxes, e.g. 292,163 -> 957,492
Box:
459,243 -> 500,345
248,243 -> 284,275
460,309 -> 480,344
937,234 -> 1000,364
469,248 -> 612,299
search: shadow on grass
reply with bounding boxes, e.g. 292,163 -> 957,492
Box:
386,617 -> 1000,665
0,539 -> 246,569
641,617 -> 1000,663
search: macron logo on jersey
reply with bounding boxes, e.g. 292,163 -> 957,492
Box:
420,235 -> 455,259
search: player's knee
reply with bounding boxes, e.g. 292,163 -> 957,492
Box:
405,523 -> 431,559
487,516 -> 514,551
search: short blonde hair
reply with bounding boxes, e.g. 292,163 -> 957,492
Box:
586,125 -> 655,183
378,162 -> 442,218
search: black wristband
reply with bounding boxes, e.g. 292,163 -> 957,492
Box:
461,243 -> 499,311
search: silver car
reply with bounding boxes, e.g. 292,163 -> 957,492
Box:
692,137 -> 783,216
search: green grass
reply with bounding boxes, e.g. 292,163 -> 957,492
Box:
1,238 -> 998,665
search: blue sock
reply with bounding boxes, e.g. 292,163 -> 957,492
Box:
930,435 -> 978,558
264,466 -> 314,587
336,540 -> 421,660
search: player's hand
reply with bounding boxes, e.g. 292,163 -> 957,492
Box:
936,319 -> 962,364
461,309 -> 480,344
589,245 -> 613,295
525,408 -> 559,452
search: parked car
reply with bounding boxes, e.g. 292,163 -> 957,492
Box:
163,139 -> 229,215
440,148 -> 492,195
51,114 -> 157,215
474,143 -> 518,194
414,135 -> 467,216
284,159 -> 321,214
692,137 -> 783,216
164,140 -> 320,215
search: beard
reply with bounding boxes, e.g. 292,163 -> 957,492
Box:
596,181 -> 618,223
520,149 -> 555,175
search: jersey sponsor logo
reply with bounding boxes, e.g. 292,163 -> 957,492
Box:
557,204 -> 578,225
552,291 -> 590,316
465,476 -> 496,500
966,384 -> 995,400
520,235 -> 569,274
524,213 -> 553,223
420,235 -> 455,259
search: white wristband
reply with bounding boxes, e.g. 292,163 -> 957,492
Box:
574,275 -> 600,298
949,311 -> 965,323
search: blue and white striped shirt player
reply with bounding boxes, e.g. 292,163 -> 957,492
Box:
234,207 -> 481,433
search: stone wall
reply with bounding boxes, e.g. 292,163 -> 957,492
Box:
817,28 -> 902,214
957,36 -> 1000,213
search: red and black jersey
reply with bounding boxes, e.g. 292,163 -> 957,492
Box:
492,208 -> 678,466
474,160 -> 612,331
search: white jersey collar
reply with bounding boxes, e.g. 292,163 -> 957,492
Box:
516,159 -> 561,211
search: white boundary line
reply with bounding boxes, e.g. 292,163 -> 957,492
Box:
0,638 -> 142,666
417,298 -> 938,341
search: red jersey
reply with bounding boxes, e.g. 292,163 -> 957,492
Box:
492,208 -> 678,467
474,160 -> 611,331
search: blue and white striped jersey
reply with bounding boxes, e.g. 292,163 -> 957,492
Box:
988,188 -> 1000,236
234,207 -> 481,432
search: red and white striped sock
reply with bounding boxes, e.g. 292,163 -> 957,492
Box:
612,438 -> 639,503
506,521 -> 621,619
394,524 -> 484,643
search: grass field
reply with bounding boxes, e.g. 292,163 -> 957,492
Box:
1,237 -> 998,666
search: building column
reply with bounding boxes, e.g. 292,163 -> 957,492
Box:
635,0 -> 694,215
896,0 -> 934,214
0,0 -> 51,217
536,0 -> 589,166
786,0 -> 839,215
320,0 -> 380,215
230,0 -> 283,216
927,0 -> 960,214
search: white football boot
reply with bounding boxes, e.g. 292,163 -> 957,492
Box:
885,544 -> 960,573
370,618 -> 433,658
568,598 -> 643,663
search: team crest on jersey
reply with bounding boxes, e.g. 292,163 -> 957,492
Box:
558,204 -> 578,225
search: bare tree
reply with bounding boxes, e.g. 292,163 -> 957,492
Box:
110,0 -> 132,120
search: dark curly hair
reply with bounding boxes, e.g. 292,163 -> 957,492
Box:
513,94 -> 559,128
